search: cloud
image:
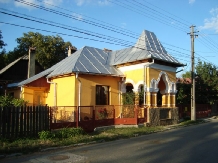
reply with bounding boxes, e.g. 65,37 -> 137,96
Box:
98,0 -> 109,6
72,13 -> 83,21
189,0 -> 195,4
43,0 -> 63,8
121,22 -> 127,28
14,0 -> 40,10
75,0 -> 86,6
74,0 -> 110,6
199,7 -> 218,33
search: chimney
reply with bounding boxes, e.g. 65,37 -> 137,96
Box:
28,47 -> 36,78
103,48 -> 112,52
68,46 -> 77,57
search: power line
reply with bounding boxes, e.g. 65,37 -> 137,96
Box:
14,0 -> 138,39
143,0 -> 192,26
130,0 -> 189,28
35,0 -> 139,37
1,7 -> 194,57
2,0 -> 217,67
107,0 -> 188,33
13,0 -> 204,55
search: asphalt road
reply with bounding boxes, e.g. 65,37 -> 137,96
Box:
1,119 -> 218,163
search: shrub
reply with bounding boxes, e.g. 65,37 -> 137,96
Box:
38,130 -> 53,140
11,98 -> 28,107
0,95 -> 28,107
56,128 -> 85,139
38,128 -> 85,140
0,95 -> 13,107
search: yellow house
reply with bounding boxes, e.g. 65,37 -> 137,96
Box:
17,30 -> 184,125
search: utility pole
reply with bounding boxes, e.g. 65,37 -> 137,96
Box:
188,25 -> 198,121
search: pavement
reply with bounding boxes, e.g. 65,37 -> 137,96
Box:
0,116 -> 217,163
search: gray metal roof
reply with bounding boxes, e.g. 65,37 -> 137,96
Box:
18,57 -> 67,86
111,30 -> 184,66
18,46 -> 124,86
47,46 -> 124,78
18,30 -> 184,86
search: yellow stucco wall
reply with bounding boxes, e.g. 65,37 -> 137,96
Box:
21,87 -> 34,105
121,66 -> 176,89
75,74 -> 121,106
46,75 -> 76,106
21,87 -> 47,106
122,69 -> 144,84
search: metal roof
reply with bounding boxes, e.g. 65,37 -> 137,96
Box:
0,55 -> 28,75
111,30 -> 184,66
18,46 -> 124,86
18,58 -> 66,86
18,30 -> 184,86
47,46 -> 124,78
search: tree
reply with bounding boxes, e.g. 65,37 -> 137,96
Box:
0,30 -> 7,70
177,60 -> 218,105
6,32 -> 75,69
0,30 -> 7,49
182,71 -> 191,78
195,61 -> 218,90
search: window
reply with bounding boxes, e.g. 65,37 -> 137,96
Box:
9,92 -> 14,97
96,85 -> 109,105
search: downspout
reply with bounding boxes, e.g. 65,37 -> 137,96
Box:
76,72 -> 81,121
143,59 -> 154,105
20,86 -> 23,98
120,77 -> 125,117
143,65 -> 146,106
118,81 -> 121,105
47,78 -> 57,107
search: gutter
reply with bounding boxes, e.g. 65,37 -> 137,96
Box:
76,72 -> 81,121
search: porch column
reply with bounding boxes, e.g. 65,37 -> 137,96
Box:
162,94 -> 166,107
135,92 -> 139,105
146,92 -> 151,106
132,89 -> 139,105
151,92 -> 157,107
166,93 -> 171,107
170,94 -> 176,107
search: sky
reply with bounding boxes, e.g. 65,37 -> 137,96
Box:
0,0 -> 218,77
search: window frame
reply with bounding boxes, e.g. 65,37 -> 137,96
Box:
96,85 -> 109,105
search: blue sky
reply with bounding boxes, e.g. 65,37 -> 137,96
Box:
0,0 -> 218,77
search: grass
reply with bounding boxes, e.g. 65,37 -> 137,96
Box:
179,119 -> 205,126
0,120 -> 205,156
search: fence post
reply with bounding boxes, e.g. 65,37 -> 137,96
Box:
0,107 -> 2,137
134,105 -> 138,124
50,107 -> 53,131
93,106 -> 95,129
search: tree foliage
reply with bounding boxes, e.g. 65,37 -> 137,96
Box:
0,30 -> 7,70
4,32 -> 74,69
0,30 -> 7,49
182,71 -> 191,78
177,60 -> 218,105
195,61 -> 218,90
